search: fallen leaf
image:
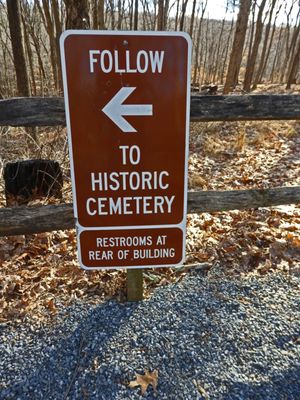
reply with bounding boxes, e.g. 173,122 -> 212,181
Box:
45,298 -> 57,314
15,252 -> 30,261
129,369 -> 158,395
190,175 -> 207,188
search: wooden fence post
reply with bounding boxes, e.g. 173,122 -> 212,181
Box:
127,269 -> 143,301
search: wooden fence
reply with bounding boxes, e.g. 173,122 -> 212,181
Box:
1,94 -> 300,237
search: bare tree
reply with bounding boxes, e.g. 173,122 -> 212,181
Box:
243,0 -> 255,62
243,0 -> 267,92
174,0 -> 180,30
65,0 -> 89,29
2,0 -> 300,99
25,2 -> 47,94
7,0 -> 30,96
141,0 -> 156,30
189,0 -> 197,37
286,35 -> 300,88
20,1 -> 36,95
163,0 -> 169,29
285,11 -> 300,82
252,0 -> 277,89
280,0 -> 298,81
51,0 -> 62,91
133,0 -> 138,29
179,0 -> 188,31
36,1 -> 59,90
0,24 -> 14,96
99,0 -> 105,29
257,2 -> 283,84
192,0 -> 207,86
270,22 -> 285,82
223,0 -> 252,94
92,0 -> 98,28
212,4 -> 228,83
220,16 -> 235,84
157,0 -> 164,30
201,16 -> 210,86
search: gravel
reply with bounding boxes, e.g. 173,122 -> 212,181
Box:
1,271 -> 300,400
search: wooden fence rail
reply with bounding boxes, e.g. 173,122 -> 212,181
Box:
1,187 -> 300,237
1,94 -> 300,126
0,95 -> 299,237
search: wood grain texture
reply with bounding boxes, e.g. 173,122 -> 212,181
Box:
0,203 -> 74,236
0,97 -> 65,126
190,94 -> 300,121
187,186 -> 300,213
1,95 -> 300,126
1,187 -> 299,236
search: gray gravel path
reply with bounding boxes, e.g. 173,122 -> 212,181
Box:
0,271 -> 300,400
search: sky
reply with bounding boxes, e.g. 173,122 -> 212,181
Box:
183,0 -> 300,26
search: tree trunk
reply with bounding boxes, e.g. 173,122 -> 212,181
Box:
157,0 -> 164,30
189,0 -> 197,38
252,0 -> 277,89
98,0 -> 105,29
280,0 -> 296,82
26,19 -> 46,85
92,0 -> 98,28
179,0 -> 188,31
259,3 -> 282,83
65,0 -> 90,29
20,4 -> 36,95
117,0 -> 122,29
192,0 -> 207,86
51,0 -> 63,92
163,0 -> 169,29
156,0 -> 169,31
212,13 -> 226,83
174,0 -> 180,31
286,37 -> 300,88
7,0 -> 30,96
220,16 -> 234,85
243,0 -> 267,92
270,23 -> 284,82
242,3 -> 256,72
201,18 -> 209,86
223,0 -> 252,94
133,0 -> 138,30
285,15 -> 300,83
38,1 -> 58,91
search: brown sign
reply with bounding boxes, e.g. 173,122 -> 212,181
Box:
80,228 -> 183,268
60,31 -> 191,269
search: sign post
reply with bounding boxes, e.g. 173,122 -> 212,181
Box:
60,31 -> 191,300
127,268 -> 143,302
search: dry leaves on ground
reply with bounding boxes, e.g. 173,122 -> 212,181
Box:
0,230 -> 127,322
187,119 -> 300,276
0,110 -> 300,323
128,369 -> 158,395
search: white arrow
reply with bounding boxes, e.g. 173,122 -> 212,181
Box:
102,87 -> 153,133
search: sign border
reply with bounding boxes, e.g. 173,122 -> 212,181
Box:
77,225 -> 186,271
60,30 -> 191,270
